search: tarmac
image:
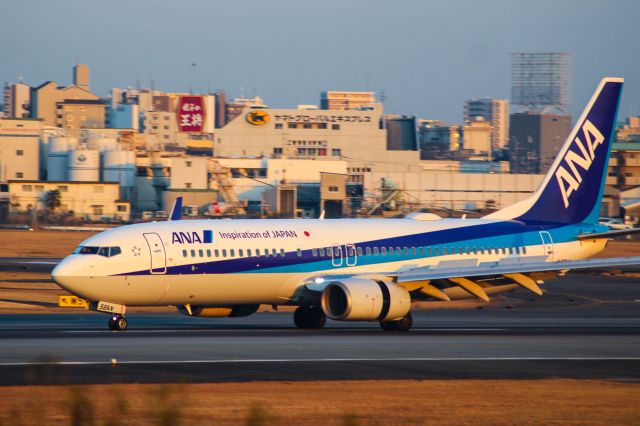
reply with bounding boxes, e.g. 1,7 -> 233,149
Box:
1,255 -> 639,386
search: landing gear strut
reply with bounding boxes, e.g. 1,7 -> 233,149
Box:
108,314 -> 128,331
293,306 -> 326,329
380,312 -> 412,332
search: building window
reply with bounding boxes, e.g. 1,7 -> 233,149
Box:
331,148 -> 342,156
332,124 -> 340,130
319,123 -> 327,129
16,172 -> 24,178
34,185 -> 44,192
273,147 -> 283,155
117,205 -> 127,212
93,206 -> 104,216
318,148 -> 327,156
303,123 -> 312,129
16,150 -> 24,156
185,183 -> 192,189
186,161 -> 192,167
22,185 -> 32,192
328,186 -> 339,192
275,123 -> 283,129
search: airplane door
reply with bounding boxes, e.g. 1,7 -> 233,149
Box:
345,243 -> 358,267
143,233 -> 167,274
330,244 -> 343,267
539,231 -> 554,261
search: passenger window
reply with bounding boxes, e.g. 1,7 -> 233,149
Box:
206,249 -> 211,257
272,248 -> 277,256
502,248 -> 506,254
480,247 -> 485,254
388,247 -> 394,256
256,248 -> 261,256
247,249 -> 252,256
508,247 -> 513,255
312,248 -> 318,257
230,249 -> 235,257
365,247 -> 371,256
443,247 -> 448,255
319,248 -> 325,257
357,247 -> 363,256
191,249 -> 196,257
297,249 -> 302,257
182,249 -> 187,257
215,249 -> 219,257
472,247 -> 477,255
522,246 -> 527,254
110,247 -> 121,257
419,247 -> 424,256
411,247 -> 416,256
434,247 -> 439,255
239,249 -> 244,257
222,249 -> 227,257
373,247 -> 379,256
198,249 -> 203,257
280,249 -> 285,257
381,247 -> 387,256
427,247 -> 432,256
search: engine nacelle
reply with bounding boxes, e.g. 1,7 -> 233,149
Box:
177,304 -> 260,318
320,278 -> 410,321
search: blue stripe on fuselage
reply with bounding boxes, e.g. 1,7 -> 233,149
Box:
116,220 -> 597,277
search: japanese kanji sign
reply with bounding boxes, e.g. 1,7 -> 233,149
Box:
177,96 -> 206,132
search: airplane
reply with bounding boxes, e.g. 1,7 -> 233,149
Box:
52,77 -> 640,332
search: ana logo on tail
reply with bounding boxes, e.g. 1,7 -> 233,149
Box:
555,120 -> 605,208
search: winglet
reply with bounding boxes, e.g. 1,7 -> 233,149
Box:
169,197 -> 183,221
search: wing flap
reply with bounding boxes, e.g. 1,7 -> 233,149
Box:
396,256 -> 640,283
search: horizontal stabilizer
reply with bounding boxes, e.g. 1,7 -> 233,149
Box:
578,228 -> 640,240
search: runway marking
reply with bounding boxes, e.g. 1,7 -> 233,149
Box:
1,357 -> 639,367
58,328 -> 508,334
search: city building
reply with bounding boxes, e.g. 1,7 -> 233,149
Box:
8,180 -> 130,221
385,115 -> 417,151
418,123 -> 460,159
461,118 -> 492,156
463,98 -> 509,150
320,91 -> 375,110
3,82 -> 31,118
56,99 -> 106,131
0,118 -> 41,182
213,103 -> 422,195
106,104 -> 140,130
509,112 -> 572,174
225,96 -> 265,124
616,117 -> 640,143
31,65 -> 100,127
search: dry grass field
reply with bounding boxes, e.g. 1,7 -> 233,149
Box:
0,379 -> 638,425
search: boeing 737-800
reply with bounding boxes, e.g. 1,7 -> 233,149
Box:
53,77 -> 640,331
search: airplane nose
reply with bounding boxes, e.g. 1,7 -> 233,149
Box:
52,256 -> 86,293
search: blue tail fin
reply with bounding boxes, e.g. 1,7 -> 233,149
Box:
488,78 -> 623,225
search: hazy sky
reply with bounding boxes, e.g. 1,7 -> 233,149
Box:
1,0 -> 638,123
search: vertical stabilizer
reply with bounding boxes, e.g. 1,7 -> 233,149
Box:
487,78 -> 623,224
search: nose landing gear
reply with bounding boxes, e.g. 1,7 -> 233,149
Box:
108,314 -> 128,331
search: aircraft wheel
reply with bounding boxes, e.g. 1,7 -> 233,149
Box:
307,307 -> 326,329
109,315 -> 128,331
395,312 -> 413,332
293,306 -> 310,329
379,320 -> 398,331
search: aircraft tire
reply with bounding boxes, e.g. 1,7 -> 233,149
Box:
395,312 -> 412,332
109,315 -> 128,331
379,321 -> 398,331
293,306 -> 310,329
307,307 -> 326,329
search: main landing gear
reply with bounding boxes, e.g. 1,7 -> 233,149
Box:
293,306 -> 326,329
108,314 -> 128,331
380,312 -> 413,332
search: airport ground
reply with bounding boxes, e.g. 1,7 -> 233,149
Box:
0,230 -> 639,424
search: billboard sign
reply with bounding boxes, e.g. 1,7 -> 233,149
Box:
177,96 -> 206,132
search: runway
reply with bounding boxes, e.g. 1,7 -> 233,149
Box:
1,271 -> 639,385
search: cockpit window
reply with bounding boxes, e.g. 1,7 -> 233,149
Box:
74,246 -> 122,257
74,246 -> 100,255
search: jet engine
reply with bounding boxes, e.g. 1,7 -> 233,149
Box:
320,278 -> 410,321
177,304 -> 260,318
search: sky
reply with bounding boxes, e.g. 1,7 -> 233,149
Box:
1,0 -> 638,123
